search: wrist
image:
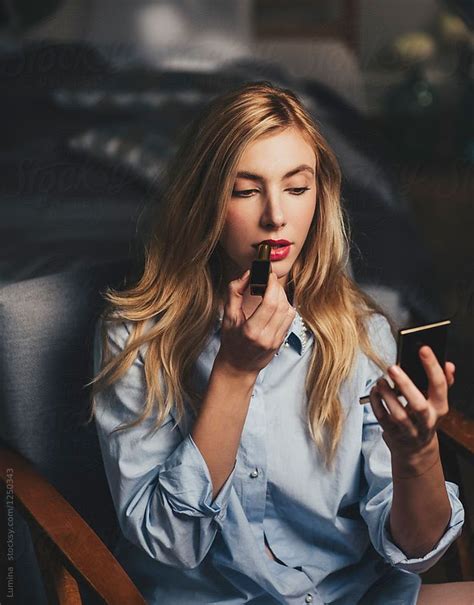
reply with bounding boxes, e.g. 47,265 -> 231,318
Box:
213,353 -> 259,385
391,434 -> 441,478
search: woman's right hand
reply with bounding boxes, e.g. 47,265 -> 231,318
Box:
215,267 -> 297,375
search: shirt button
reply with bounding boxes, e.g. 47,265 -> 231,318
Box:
304,594 -> 313,603
249,469 -> 259,478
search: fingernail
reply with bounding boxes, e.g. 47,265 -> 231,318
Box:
388,365 -> 400,375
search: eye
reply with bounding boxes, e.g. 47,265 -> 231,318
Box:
289,187 -> 310,195
232,189 -> 258,197
231,187 -> 311,197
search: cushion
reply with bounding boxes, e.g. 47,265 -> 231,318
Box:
0,260 -> 132,545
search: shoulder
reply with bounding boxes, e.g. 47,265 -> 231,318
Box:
363,312 -> 397,378
364,312 -> 395,347
365,312 -> 392,336
94,316 -> 157,365
94,316 -> 132,351
92,317 -> 131,375
99,314 -> 158,342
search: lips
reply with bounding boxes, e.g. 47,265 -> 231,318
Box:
253,240 -> 292,262
257,239 -> 291,248
269,245 -> 291,261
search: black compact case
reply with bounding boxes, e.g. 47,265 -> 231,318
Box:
396,319 -> 451,394
359,318 -> 451,404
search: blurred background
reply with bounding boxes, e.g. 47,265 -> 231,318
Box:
0,0 -> 473,599
3,0 -> 472,417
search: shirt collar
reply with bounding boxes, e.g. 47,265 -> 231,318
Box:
213,308 -> 309,356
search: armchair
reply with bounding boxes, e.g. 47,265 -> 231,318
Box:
0,445 -> 146,604
0,260 -> 145,604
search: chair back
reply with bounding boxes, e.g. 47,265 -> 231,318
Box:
0,259 -> 134,603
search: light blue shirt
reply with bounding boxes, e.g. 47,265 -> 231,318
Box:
93,311 -> 464,605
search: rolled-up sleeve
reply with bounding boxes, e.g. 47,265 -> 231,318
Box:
378,481 -> 464,573
92,318 -> 236,569
359,314 -> 465,574
158,432 -> 235,522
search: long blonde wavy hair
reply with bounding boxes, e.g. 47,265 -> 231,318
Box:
86,80 -> 395,467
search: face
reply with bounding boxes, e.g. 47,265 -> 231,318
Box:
219,127 -> 317,291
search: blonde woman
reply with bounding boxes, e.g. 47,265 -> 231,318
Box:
87,82 -> 471,604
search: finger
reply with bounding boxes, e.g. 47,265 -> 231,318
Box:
419,346 -> 448,405
247,272 -> 282,332
267,298 -> 297,351
386,365 -> 443,438
368,385 -> 414,438
369,386 -> 393,432
259,282 -> 293,340
386,364 -> 429,417
376,379 -> 419,438
445,361 -> 455,388
224,269 -> 251,324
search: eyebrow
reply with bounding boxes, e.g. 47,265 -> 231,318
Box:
235,164 -> 314,181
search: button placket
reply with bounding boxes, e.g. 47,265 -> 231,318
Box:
241,373 -> 267,525
304,594 -> 313,603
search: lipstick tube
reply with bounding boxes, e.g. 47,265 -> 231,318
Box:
250,243 -> 271,296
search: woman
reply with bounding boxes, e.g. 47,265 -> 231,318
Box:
88,81 -> 471,604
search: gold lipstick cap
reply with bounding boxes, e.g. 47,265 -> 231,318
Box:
257,243 -> 271,260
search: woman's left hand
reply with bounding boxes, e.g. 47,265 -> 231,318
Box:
369,346 -> 455,457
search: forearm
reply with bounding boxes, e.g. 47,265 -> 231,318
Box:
389,433 -> 451,558
191,355 -> 258,500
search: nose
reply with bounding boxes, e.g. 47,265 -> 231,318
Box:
260,189 -> 286,229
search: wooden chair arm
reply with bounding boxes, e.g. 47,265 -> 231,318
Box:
439,407 -> 474,458
0,445 -> 146,605
438,407 -> 474,581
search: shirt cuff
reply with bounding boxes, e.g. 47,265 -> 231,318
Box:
379,481 -> 465,573
158,432 -> 236,526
